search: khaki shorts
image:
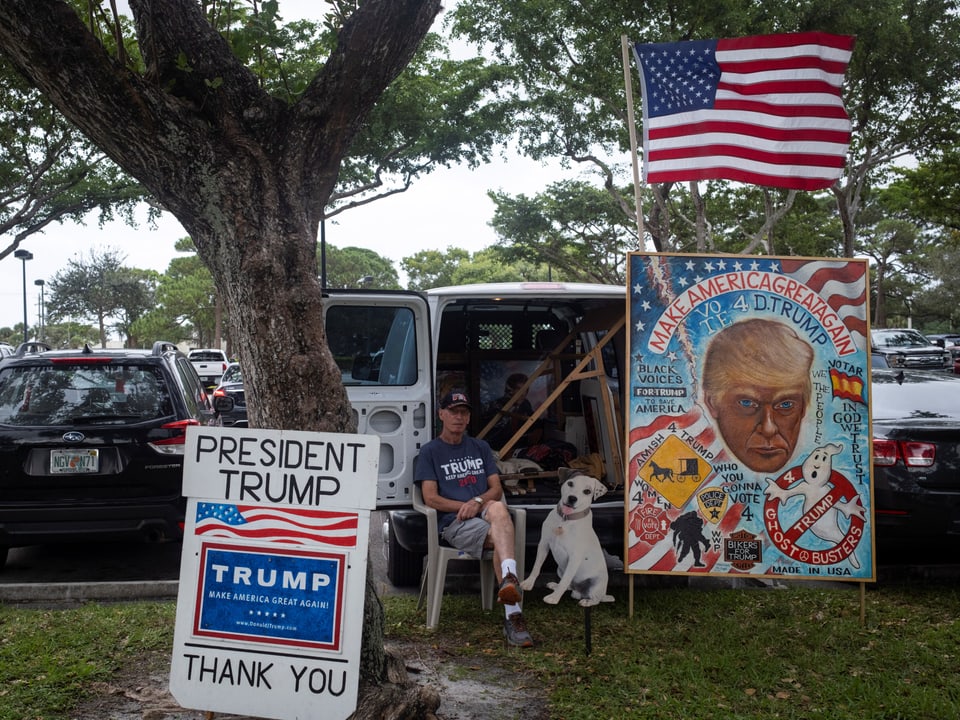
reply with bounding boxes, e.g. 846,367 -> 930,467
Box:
441,512 -> 490,558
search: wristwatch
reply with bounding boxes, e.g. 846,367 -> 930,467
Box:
473,496 -> 484,505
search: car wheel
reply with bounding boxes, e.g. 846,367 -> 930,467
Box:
384,514 -> 424,588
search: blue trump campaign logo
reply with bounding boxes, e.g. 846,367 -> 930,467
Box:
194,543 -> 346,651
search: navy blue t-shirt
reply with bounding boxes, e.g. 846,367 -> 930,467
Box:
414,435 -> 498,531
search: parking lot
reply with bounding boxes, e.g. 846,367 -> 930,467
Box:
0,508 -> 957,604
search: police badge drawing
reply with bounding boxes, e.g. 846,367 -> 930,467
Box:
625,253 -> 874,582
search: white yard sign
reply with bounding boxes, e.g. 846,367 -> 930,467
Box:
169,426 -> 379,720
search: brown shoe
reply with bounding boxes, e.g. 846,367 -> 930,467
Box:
497,572 -> 522,604
503,612 -> 534,647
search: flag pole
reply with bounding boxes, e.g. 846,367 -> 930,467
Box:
621,35 -> 646,251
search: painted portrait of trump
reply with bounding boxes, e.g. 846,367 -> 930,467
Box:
701,318 -> 814,474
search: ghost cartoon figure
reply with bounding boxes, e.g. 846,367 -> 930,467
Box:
764,443 -> 866,568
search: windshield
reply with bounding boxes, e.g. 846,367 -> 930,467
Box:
872,329 -> 934,348
0,363 -> 173,426
189,351 -> 224,362
221,365 -> 243,384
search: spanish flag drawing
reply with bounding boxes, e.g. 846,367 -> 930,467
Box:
830,368 -> 866,404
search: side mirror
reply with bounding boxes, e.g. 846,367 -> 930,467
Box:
214,396 -> 235,413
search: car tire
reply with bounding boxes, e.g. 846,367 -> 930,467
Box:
384,514 -> 424,588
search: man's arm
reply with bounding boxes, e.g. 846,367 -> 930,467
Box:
420,479 -> 490,521
486,472 -> 504,502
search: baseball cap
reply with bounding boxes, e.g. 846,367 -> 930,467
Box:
439,390 -> 471,410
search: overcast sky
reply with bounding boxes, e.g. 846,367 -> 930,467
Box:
0,1 -> 585,333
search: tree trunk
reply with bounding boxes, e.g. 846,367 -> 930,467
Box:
0,0 -> 443,715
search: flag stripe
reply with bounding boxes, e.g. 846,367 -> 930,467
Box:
649,119 -> 851,144
647,155 -> 846,179
712,97 -> 850,119
720,78 -> 844,97
723,57 -> 851,77
650,143 -> 847,168
635,32 -> 854,190
717,31 -> 855,55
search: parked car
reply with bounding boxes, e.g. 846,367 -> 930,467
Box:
870,328 -> 951,370
872,368 -> 960,558
212,362 -> 247,426
925,333 -> 960,358
187,348 -> 229,388
0,340 -> 223,568
0,343 -> 13,358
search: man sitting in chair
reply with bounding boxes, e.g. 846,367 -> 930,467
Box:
414,389 -> 534,648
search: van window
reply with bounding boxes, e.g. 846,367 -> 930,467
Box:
327,305 -> 418,386
477,322 -> 559,351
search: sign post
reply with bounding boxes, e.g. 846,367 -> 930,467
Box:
169,426 -> 379,720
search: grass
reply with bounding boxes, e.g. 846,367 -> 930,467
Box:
0,601 -> 175,720
384,580 -> 960,720
0,581 -> 957,719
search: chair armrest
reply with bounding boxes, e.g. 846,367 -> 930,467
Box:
508,505 -> 526,541
506,505 -> 526,579
412,485 -> 442,546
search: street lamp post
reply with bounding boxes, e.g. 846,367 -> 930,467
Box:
13,249 -> 33,344
34,279 -> 45,343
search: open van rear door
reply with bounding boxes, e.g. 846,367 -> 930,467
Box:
322,291 -> 432,508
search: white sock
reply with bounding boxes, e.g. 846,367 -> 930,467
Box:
501,559 -> 517,579
504,603 -> 521,618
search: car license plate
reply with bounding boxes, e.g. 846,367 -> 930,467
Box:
50,449 -> 100,474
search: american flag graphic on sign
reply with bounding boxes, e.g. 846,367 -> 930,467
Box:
195,502 -> 359,547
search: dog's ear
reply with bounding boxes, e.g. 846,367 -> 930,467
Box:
557,467 -> 572,482
591,478 -> 608,500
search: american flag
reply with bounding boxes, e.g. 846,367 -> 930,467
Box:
634,32 -> 855,190
195,502 -> 359,547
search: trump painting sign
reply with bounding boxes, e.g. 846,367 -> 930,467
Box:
625,254 -> 874,581
170,426 -> 379,720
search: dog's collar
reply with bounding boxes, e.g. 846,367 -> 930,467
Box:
556,505 -> 591,522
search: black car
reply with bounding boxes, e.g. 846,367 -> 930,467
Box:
0,340 -> 220,568
872,368 -> 960,557
212,362 -> 247,426
870,328 -> 951,370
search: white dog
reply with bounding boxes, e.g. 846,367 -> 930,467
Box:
521,468 -> 615,606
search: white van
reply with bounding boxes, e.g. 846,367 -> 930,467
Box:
323,282 -> 627,586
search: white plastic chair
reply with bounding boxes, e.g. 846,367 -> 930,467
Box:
413,483 -> 526,630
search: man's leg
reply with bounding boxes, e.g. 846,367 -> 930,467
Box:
478,504 -> 533,648
482,502 -> 523,605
